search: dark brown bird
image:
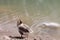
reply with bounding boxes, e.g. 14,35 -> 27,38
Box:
17,19 -> 29,39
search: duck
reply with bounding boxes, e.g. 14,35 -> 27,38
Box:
17,19 -> 32,39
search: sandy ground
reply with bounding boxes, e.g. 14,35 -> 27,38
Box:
0,22 -> 56,40
0,17 -> 60,40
